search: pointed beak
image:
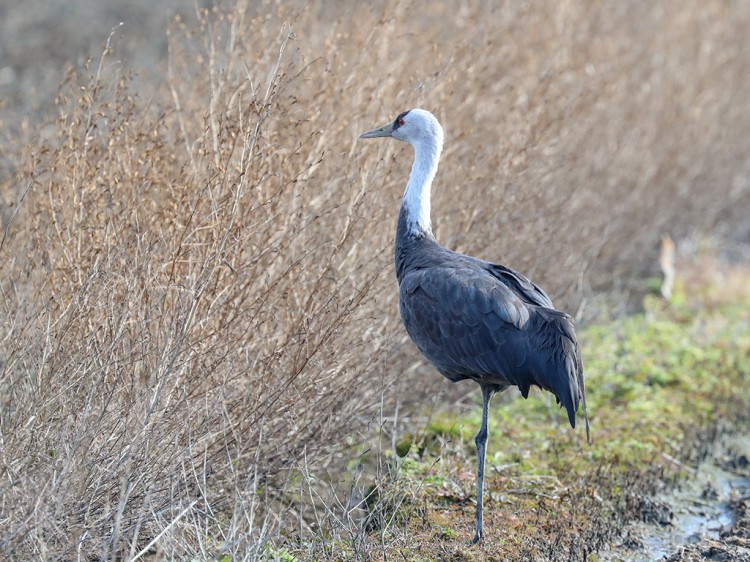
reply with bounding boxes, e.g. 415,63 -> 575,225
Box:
360,121 -> 395,139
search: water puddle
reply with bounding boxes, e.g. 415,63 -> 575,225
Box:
600,432 -> 750,561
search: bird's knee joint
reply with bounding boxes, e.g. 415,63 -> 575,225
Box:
475,430 -> 488,448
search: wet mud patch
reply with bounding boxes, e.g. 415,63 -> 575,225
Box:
601,432 -> 750,562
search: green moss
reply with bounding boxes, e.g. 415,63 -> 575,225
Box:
395,434 -> 414,457
425,412 -> 473,443
263,547 -> 299,562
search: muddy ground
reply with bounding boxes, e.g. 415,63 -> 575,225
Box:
600,431 -> 750,562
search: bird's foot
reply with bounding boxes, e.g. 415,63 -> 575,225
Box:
471,531 -> 483,544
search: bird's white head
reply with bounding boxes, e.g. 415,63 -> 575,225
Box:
360,108 -> 444,149
360,109 -> 444,236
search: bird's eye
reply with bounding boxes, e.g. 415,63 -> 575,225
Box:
398,118 -> 406,127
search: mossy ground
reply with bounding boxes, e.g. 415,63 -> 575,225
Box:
284,264 -> 750,561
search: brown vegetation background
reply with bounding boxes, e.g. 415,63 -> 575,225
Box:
1,0 -> 749,558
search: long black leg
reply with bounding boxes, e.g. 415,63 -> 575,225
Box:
472,384 -> 494,543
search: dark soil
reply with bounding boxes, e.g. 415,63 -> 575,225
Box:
603,432 -> 750,562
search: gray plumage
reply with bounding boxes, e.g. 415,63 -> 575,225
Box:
361,108 -> 590,543
396,208 -> 584,426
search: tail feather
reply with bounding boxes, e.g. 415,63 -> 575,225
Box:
555,318 -> 591,444
534,308 -> 592,444
562,354 -> 580,429
578,353 -> 592,445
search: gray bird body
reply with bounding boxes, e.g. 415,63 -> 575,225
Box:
360,108 -> 589,543
395,204 -> 584,428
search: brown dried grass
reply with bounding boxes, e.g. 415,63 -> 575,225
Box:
1,0 -> 749,558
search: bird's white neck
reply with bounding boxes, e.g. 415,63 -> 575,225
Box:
403,133 -> 443,237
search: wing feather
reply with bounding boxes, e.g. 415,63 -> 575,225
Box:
399,264 -> 585,430
486,263 -> 555,308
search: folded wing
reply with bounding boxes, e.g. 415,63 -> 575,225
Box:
399,264 -> 585,429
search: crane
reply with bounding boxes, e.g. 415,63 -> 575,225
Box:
360,108 -> 591,543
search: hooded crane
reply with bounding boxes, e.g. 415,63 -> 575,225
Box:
360,109 -> 590,543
